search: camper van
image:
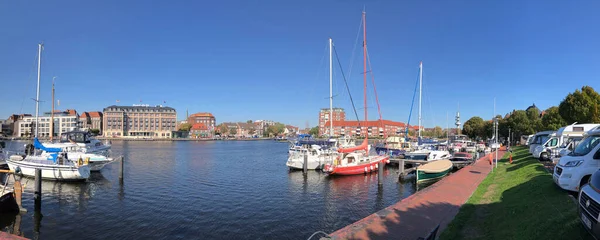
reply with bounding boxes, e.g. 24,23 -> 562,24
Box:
553,129 -> 600,192
533,124 -> 600,161
529,131 -> 555,154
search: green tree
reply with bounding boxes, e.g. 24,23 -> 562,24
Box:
248,127 -> 256,135
309,126 -> 319,136
506,110 -> 533,138
178,123 -> 192,131
89,129 -> 100,135
462,116 -> 485,139
433,126 -> 443,138
482,121 -> 493,139
229,128 -> 237,135
218,124 -> 229,135
540,106 -> 567,131
559,86 -> 600,124
266,123 -> 286,137
246,120 -> 253,124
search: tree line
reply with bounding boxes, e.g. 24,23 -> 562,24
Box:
462,86 -> 600,141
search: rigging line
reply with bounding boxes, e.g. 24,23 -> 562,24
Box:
312,41 -> 330,102
365,46 -> 384,138
333,44 -> 361,126
20,51 -> 40,114
345,16 -> 363,87
405,67 -> 420,139
420,71 -> 435,129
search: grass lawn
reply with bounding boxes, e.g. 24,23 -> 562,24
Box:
440,146 -> 593,240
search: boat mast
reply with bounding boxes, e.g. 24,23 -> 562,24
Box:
363,11 -> 367,139
329,38 -> 333,137
51,77 -> 55,141
418,61 -> 422,140
35,43 -> 43,138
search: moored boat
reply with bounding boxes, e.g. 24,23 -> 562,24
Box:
416,159 -> 453,182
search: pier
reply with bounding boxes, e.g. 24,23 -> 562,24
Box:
328,149 -> 506,240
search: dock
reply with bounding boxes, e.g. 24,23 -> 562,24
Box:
328,149 -> 506,240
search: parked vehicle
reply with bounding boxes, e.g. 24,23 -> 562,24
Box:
553,129 -> 600,192
529,131 -> 555,154
533,124 -> 599,161
522,134 -> 534,146
578,169 -> 600,237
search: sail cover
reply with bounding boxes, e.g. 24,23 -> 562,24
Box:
33,138 -> 62,152
338,138 -> 368,153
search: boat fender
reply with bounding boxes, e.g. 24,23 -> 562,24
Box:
78,157 -> 83,166
370,165 -> 374,171
85,157 -> 90,165
15,166 -> 21,174
364,167 -> 368,173
375,164 -> 378,169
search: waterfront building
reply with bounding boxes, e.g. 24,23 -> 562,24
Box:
16,110 -> 79,138
285,125 -> 299,135
322,120 -> 410,138
187,113 -> 216,135
80,111 -> 103,134
319,108 -> 345,136
190,123 -> 211,138
102,105 -> 177,138
254,120 -> 275,137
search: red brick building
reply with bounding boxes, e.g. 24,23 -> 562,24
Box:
190,123 -> 211,138
322,120 -> 417,137
319,108 -> 345,136
188,112 -> 216,136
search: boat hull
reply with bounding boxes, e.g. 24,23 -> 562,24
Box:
324,156 -> 389,176
6,159 -> 90,181
0,192 -> 19,213
416,167 -> 451,182
375,147 -> 406,157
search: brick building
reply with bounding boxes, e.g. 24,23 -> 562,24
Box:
322,120 -> 411,138
187,112 -> 216,134
319,108 -> 345,136
103,105 -> 177,138
80,111 -> 103,134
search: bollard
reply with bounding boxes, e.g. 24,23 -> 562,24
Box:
34,169 -> 42,211
398,159 -> 405,181
119,156 -> 124,181
378,161 -> 384,185
303,153 -> 308,175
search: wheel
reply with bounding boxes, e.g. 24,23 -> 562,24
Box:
540,152 -> 548,161
580,175 -> 591,190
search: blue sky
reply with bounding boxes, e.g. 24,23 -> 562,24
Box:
1,0 -> 599,128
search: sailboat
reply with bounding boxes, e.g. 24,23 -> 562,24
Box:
323,11 -> 389,176
287,38 -> 340,170
6,44 -> 91,181
403,62 -> 451,161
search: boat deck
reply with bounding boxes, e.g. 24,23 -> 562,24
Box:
328,148 -> 506,240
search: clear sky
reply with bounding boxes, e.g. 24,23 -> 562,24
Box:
1,0 -> 599,128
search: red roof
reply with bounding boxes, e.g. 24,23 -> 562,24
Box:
89,111 -> 102,118
81,112 -> 90,118
189,112 -> 214,118
191,123 -> 208,130
324,120 -> 407,128
67,109 -> 77,116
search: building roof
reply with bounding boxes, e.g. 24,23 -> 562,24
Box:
324,120 -> 408,128
237,122 -> 255,129
89,111 -> 102,118
191,123 -> 208,130
189,112 -> 215,118
66,109 -> 78,116
103,105 -> 176,112
81,112 -> 90,118
320,108 -> 345,112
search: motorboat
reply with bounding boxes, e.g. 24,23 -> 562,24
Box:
416,159 -> 453,182
286,145 -> 338,170
43,131 -> 111,156
375,136 -> 415,157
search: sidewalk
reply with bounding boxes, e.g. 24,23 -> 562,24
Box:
328,150 -> 506,240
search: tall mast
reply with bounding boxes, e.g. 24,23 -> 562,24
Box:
329,38 -> 333,137
418,61 -> 422,139
362,11 -> 367,138
51,77 -> 55,140
446,112 -> 449,142
35,43 -> 43,138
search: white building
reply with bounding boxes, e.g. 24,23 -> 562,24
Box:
16,109 -> 79,138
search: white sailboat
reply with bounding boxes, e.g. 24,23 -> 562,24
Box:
287,38 -> 340,170
7,44 -> 91,181
404,62 -> 450,161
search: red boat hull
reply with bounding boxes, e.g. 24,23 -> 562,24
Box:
325,156 -> 390,176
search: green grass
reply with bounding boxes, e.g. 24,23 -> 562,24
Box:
440,146 -> 593,240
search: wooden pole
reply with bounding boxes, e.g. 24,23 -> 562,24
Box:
34,169 -> 42,211
119,156 -> 124,182
303,153 -> 308,175
378,161 -> 384,185
398,159 -> 405,181
14,180 -> 24,213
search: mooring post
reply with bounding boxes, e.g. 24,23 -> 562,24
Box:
14,180 -> 24,212
378,161 -> 384,185
34,168 -> 42,211
303,153 -> 308,175
398,159 -> 405,181
119,156 -> 124,182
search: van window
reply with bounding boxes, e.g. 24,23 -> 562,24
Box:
571,135 -> 600,156
547,138 -> 558,147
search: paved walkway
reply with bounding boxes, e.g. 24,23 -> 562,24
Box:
0,232 -> 27,240
329,150 -> 506,240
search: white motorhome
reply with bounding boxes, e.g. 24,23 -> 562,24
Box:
529,130 -> 555,154
533,124 -> 600,160
553,129 -> 600,192
522,134 -> 534,146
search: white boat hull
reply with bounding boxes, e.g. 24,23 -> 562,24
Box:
6,159 -> 90,181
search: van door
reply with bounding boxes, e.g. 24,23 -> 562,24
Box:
546,138 -> 559,148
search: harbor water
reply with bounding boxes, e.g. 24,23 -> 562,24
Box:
1,140 -> 436,239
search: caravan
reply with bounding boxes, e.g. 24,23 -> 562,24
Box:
529,131 -> 555,154
553,129 -> 600,192
533,124 -> 600,161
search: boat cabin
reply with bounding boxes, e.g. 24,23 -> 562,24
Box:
60,131 -> 92,144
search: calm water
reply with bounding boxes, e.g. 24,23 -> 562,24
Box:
1,140 -> 436,239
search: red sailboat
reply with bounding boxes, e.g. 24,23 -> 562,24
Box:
323,11 -> 390,176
